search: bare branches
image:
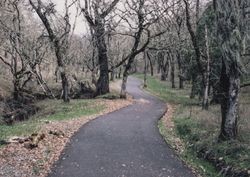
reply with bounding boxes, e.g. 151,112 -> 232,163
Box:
81,0 -> 95,26
100,0 -> 120,18
0,55 -> 12,69
183,0 -> 205,85
29,0 -> 56,42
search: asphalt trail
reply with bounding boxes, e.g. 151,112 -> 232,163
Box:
49,77 -> 195,177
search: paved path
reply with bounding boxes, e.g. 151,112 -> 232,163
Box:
49,77 -> 195,177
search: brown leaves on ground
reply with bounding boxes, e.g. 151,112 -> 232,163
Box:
162,104 -> 184,153
0,98 -> 132,177
161,104 -> 201,177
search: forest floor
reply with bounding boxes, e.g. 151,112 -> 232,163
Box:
0,80 -> 133,177
136,74 -> 250,177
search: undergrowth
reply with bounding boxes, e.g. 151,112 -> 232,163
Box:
136,74 -> 250,177
0,99 -> 104,142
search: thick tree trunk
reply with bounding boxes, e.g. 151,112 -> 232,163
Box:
215,0 -> 245,141
13,78 -> 20,100
179,77 -> 184,89
120,55 -> 136,98
161,71 -> 167,81
56,62 -> 70,103
55,44 -> 70,102
60,71 -> 70,102
91,70 -> 97,86
96,22 -> 109,95
219,63 -> 240,140
159,52 -> 169,81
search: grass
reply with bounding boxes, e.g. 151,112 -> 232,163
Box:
0,99 -> 105,142
135,74 -> 198,105
136,74 -> 250,176
35,99 -> 104,121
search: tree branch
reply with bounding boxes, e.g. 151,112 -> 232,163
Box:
101,0 -> 120,18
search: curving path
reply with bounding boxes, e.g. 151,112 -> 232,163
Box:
48,77 -> 195,177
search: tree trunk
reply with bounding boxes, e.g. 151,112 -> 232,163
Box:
95,22 -> 110,95
143,50 -> 147,88
161,60 -> 169,81
110,69 -> 115,81
60,71 -> 70,102
215,0 -> 244,141
91,70 -> 97,86
190,76 -> 196,99
147,52 -> 154,76
176,52 -> 184,89
219,63 -> 240,140
120,55 -> 136,98
13,78 -> 20,100
157,60 -> 161,74
170,53 -> 176,89
183,0 -> 205,86
118,67 -> 122,79
161,71 -> 167,81
202,25 -> 210,110
120,72 -> 128,99
179,76 -> 184,89
159,52 -> 169,81
55,43 -> 70,103
29,1 -> 71,103
34,68 -> 55,98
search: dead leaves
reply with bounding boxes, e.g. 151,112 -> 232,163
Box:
24,134 -> 46,150
0,98 -> 133,177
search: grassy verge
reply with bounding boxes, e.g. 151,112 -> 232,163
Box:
136,74 -> 250,177
0,99 -> 104,142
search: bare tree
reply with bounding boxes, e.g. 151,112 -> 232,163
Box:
112,0 -> 167,98
171,2 -> 186,89
183,0 -> 205,85
0,0 -> 51,100
29,0 -> 74,102
80,0 -> 120,95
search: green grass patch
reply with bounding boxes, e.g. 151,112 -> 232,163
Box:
136,74 -> 250,176
35,99 -> 104,121
135,74 -> 199,106
0,99 -> 104,142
